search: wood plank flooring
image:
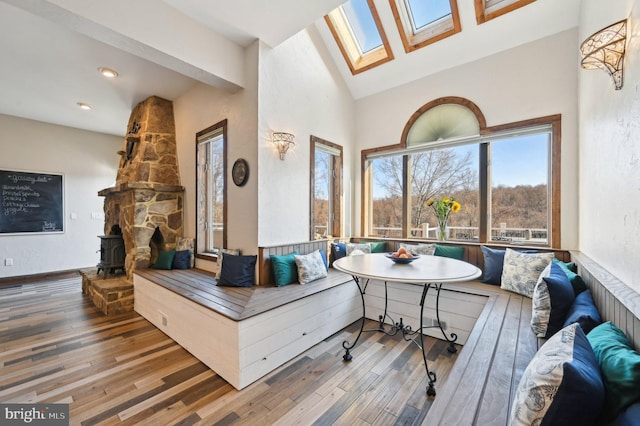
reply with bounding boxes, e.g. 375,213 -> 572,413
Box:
0,274 -> 459,425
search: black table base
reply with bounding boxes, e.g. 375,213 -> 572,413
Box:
342,277 -> 458,396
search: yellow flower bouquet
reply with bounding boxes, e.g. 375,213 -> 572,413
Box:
427,197 -> 461,241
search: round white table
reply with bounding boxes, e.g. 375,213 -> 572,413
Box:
333,253 -> 481,396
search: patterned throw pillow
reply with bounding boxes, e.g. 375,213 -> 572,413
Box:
511,323 -> 605,426
531,262 -> 575,338
215,248 -> 241,279
399,243 -> 436,256
294,250 -> 328,284
346,243 -> 371,256
500,249 -> 554,298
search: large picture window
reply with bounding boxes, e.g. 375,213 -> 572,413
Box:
362,98 -> 560,247
196,120 -> 227,255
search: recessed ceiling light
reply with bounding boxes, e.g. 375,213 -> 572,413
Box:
98,67 -> 119,78
77,102 -> 92,110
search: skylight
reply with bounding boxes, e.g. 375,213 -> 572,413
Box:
474,0 -> 536,24
390,0 -> 461,53
341,0 -> 382,54
325,0 -> 394,75
406,0 -> 452,33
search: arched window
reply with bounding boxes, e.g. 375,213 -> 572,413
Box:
362,97 -> 560,247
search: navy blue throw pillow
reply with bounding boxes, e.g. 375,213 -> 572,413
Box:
218,253 -> 256,287
610,402 -> 640,426
542,262 -> 576,338
563,289 -> 602,334
172,250 -> 191,269
331,243 -> 347,261
481,246 -> 538,285
481,246 -> 505,285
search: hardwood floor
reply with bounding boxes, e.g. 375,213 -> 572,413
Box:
0,274 -> 459,425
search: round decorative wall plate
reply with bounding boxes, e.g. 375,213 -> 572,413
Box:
232,158 -> 249,187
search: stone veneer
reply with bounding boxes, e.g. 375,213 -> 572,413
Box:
99,95 -> 184,281
81,269 -> 133,315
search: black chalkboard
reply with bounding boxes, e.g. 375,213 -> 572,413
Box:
0,170 -> 64,234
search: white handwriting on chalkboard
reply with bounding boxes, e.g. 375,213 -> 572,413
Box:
6,174 -> 51,184
42,221 -> 58,231
2,183 -> 41,215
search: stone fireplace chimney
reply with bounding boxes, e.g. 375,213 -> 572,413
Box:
99,96 -> 184,280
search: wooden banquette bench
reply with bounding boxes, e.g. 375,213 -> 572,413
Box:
419,246 -> 640,425
133,239 -> 360,390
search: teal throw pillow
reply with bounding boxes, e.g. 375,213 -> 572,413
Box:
587,321 -> 640,422
553,258 -> 588,295
153,249 -> 175,270
367,241 -> 387,253
434,245 -> 464,261
270,251 -> 299,286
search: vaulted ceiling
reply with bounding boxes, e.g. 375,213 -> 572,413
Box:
0,0 -> 580,136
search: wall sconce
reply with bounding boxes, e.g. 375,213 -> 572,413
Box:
272,132 -> 295,160
580,20 -> 627,90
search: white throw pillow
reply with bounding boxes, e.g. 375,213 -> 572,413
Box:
346,243 -> 371,256
500,249 -> 554,298
530,262 -> 553,336
294,250 -> 328,284
399,243 -> 436,256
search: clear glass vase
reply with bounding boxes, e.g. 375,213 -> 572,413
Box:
437,221 -> 448,241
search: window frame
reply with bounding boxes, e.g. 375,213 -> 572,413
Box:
195,119 -> 228,259
390,0 -> 462,53
325,0 -> 394,75
474,0 -> 536,25
361,97 -> 561,247
310,135 -> 343,240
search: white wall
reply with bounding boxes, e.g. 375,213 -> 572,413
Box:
174,42 -> 260,266
0,114 -> 121,278
256,28 -> 355,246
353,29 -> 580,249
579,0 -> 640,292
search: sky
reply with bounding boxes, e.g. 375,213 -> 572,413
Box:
371,133 -> 550,199
491,134 -> 549,187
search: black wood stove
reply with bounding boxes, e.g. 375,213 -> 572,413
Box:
97,235 -> 125,279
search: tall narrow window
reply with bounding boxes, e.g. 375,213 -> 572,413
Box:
311,136 -> 343,240
390,0 -> 461,52
196,120 -> 227,255
325,0 -> 394,75
366,154 -> 404,238
489,131 -> 550,244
